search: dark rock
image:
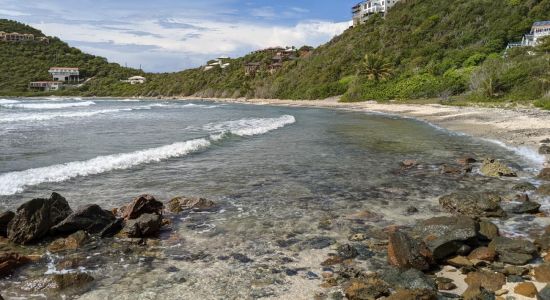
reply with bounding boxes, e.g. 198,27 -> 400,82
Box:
480,158 -> 517,177
478,220 -> 499,241
276,238 -> 300,248
51,204 -> 115,235
457,156 -> 477,166
439,192 -> 505,218
539,284 -> 550,300
537,184 -> 550,196
462,285 -> 496,300
379,268 -> 437,291
538,169 -> 550,181
285,268 -> 298,276
100,218 -> 124,238
306,271 -> 319,279
540,145 -> 550,155
337,244 -> 359,259
167,196 -> 217,213
386,289 -> 437,300
8,193 -> 72,244
512,182 -> 537,192
387,231 -> 434,270
303,236 -> 336,249
0,211 -> 14,237
489,236 -> 537,265
122,194 -> 163,220
405,206 -> 419,215
507,275 -> 524,283
412,216 -> 478,260
510,201 -> 541,214
542,138 -> 550,143
457,244 -> 472,256
354,244 -> 375,260
123,213 -> 162,238
231,253 -> 253,263
47,231 -> 89,253
0,252 -> 31,278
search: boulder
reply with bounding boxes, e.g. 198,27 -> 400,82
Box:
99,218 -> 124,238
480,158 -> 517,177
539,284 -> 550,300
478,220 -> 499,241
514,282 -> 538,298
0,252 -> 31,277
439,192 -> 505,218
386,289 -> 437,300
538,184 -> 550,196
345,277 -> 390,300
510,201 -> 541,214
467,247 -> 496,262
167,196 -> 216,213
47,231 -> 89,253
0,211 -> 14,237
489,236 -> 537,265
465,270 -> 506,292
122,194 -> 163,220
534,264 -> 550,283
538,169 -> 550,181
8,193 -> 72,244
512,182 -> 537,192
387,231 -> 434,270
412,216 -> 478,260
540,146 -> 550,155
379,268 -> 437,291
122,213 -> 162,238
50,204 -> 115,235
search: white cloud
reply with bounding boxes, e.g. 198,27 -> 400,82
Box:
0,9 -> 29,16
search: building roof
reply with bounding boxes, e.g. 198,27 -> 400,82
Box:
246,62 -> 262,66
129,76 -> 146,80
49,67 -> 79,70
30,81 -> 63,84
533,21 -> 550,26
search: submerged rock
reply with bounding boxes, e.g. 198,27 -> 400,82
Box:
540,145 -> 550,155
25,273 -> 94,292
0,252 -> 32,278
51,204 -> 115,235
0,211 -> 14,237
510,201 -> 541,214
512,182 -> 537,192
302,236 -> 336,249
457,156 -> 477,166
122,213 -> 162,238
122,194 -> 163,220
489,236 -> 537,265
167,196 -> 216,213
412,216 -> 478,260
8,193 -> 72,244
538,168 -> 550,181
387,231 -> 433,271
439,192 -> 505,218
337,244 -> 359,259
47,231 -> 89,253
538,184 -> 550,196
480,158 -> 517,177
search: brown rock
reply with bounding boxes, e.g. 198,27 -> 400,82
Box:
401,160 -> 418,168
479,220 -> 500,241
465,270 -> 506,292
47,231 -> 89,253
0,252 -> 31,277
440,164 -> 463,175
538,168 -> 550,181
122,194 -> 163,220
538,184 -> 550,196
321,256 -> 344,266
514,282 -> 538,298
438,282 -> 457,291
468,247 -> 496,262
463,285 -> 495,300
387,231 -> 434,271
386,289 -> 437,300
446,256 -> 473,268
167,196 -> 216,213
345,277 -> 390,300
534,264 -> 550,283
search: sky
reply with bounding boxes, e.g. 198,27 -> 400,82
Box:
0,0 -> 357,72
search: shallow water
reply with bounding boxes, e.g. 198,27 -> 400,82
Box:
0,98 -> 547,299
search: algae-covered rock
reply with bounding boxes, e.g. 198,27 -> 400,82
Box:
480,158 -> 516,177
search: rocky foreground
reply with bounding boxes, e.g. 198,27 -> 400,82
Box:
1,148 -> 550,299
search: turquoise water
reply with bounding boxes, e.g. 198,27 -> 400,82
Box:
0,97 -> 543,299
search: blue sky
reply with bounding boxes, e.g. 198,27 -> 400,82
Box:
0,0 -> 357,72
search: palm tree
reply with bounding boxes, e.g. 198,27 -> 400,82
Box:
359,53 -> 393,82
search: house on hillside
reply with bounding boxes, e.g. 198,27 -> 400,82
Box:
0,31 -> 34,42
121,76 -> 146,84
203,56 -> 231,71
245,62 -> 262,76
507,21 -> 550,49
49,67 -> 80,82
352,0 -> 401,26
29,81 -> 63,91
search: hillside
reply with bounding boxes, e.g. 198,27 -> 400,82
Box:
1,0 -> 550,107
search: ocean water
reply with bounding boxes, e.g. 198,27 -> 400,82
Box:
0,98 -> 546,299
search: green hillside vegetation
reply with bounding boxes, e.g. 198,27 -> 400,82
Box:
1,0 -> 550,109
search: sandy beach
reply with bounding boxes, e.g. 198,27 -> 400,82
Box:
184,96 -> 550,166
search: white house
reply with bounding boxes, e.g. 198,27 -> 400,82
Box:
0,32 -> 34,42
507,21 -> 550,50
124,76 -> 146,84
48,67 -> 80,82
352,0 -> 401,26
204,56 -> 231,71
29,81 -> 63,91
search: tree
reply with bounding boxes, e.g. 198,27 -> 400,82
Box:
358,54 -> 393,82
469,57 -> 508,98
536,36 -> 550,54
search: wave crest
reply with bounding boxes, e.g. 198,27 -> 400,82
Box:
1,101 -> 96,109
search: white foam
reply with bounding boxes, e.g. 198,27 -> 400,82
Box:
1,101 -> 96,109
0,104 -> 165,123
0,138 -> 211,196
0,99 -> 20,105
204,115 -> 296,137
482,138 -> 546,167
182,103 -> 219,109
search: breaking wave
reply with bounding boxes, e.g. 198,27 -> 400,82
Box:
0,101 -> 96,109
0,115 -> 296,195
0,99 -> 20,105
